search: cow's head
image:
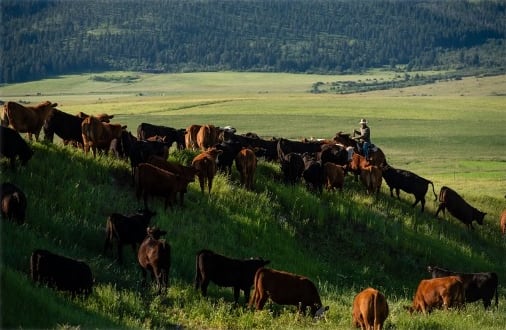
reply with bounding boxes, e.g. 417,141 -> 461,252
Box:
313,305 -> 329,319
146,226 -> 167,240
474,209 -> 486,225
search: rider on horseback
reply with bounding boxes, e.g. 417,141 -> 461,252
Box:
353,118 -> 371,161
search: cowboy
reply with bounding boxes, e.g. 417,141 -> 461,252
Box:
353,118 -> 371,160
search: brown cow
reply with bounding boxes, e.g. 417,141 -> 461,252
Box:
81,116 -> 125,157
1,182 -> 27,224
76,112 -> 114,123
409,276 -> 464,314
352,287 -> 389,330
191,147 -> 223,194
135,163 -> 194,210
196,124 -> 222,150
138,227 -> 170,294
500,209 -> 506,237
185,124 -> 202,150
323,162 -> 345,191
235,148 -> 257,190
249,267 -> 329,317
2,101 -> 57,141
435,186 -> 486,230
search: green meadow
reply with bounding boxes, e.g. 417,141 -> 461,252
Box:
1,71 -> 505,329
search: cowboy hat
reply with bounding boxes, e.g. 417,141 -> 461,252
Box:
359,118 -> 368,124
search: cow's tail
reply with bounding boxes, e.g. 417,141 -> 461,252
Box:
103,217 -> 114,254
494,274 -> 499,309
373,291 -> 379,330
249,268 -> 262,308
429,180 -> 437,201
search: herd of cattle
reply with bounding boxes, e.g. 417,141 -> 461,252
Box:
0,100 -> 503,326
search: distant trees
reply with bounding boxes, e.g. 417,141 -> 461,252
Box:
1,0 -> 505,83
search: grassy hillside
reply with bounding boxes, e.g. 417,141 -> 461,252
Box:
1,72 -> 506,329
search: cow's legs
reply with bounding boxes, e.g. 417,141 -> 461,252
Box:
140,267 -> 147,287
233,287 -> 240,304
395,188 -> 400,199
435,203 -> 445,217
198,176 -> 205,194
200,278 -> 210,296
256,293 -> 268,310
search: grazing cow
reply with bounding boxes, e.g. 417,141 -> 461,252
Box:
333,131 -> 387,167
129,140 -> 170,180
191,147 -> 223,194
137,123 -> 185,150
352,287 -> 389,330
30,249 -> 93,295
1,182 -> 27,224
427,265 -> 499,309
409,276 -> 464,314
435,186 -> 486,230
302,153 -> 324,193
0,126 -> 33,169
280,152 -> 305,185
185,124 -> 202,150
215,139 -> 243,175
194,249 -> 270,304
235,148 -> 257,190
103,209 -> 157,263
81,116 -> 126,157
250,267 -> 328,317
323,162 -> 345,192
135,163 -> 194,210
138,227 -> 170,294
196,124 -> 222,150
381,164 -> 437,212
501,209 -> 506,237
277,138 -> 322,162
2,101 -> 57,141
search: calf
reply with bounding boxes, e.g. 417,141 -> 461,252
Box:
103,209 -> 157,263
30,249 -> 93,295
215,139 -> 243,175
191,147 -> 223,194
435,186 -> 486,230
235,148 -> 257,190
427,265 -> 498,309
323,162 -> 345,192
360,165 -> 382,195
135,163 -> 194,210
381,164 -> 437,212
1,182 -> 27,224
352,287 -> 389,330
138,227 -> 171,294
0,126 -> 33,170
250,267 -> 328,317
409,276 -> 464,314
302,153 -> 324,193
194,249 -> 270,304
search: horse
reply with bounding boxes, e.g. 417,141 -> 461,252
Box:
333,131 -> 387,166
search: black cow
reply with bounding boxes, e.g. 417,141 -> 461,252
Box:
103,209 -> 157,263
302,153 -> 324,193
277,138 -> 322,163
0,126 -> 33,169
381,164 -> 437,212
1,182 -> 27,224
435,186 -> 486,230
427,265 -> 499,309
30,249 -> 93,295
215,139 -> 243,175
110,130 -> 136,159
317,143 -> 349,167
137,123 -> 186,150
128,140 -> 170,180
234,134 -> 278,162
43,108 -> 84,146
280,152 -> 305,185
194,249 -> 270,304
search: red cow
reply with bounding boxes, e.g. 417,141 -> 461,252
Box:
81,116 -> 125,157
352,287 -> 389,330
185,124 -> 202,150
249,267 -> 329,317
501,209 -> 506,237
323,162 -> 345,191
2,101 -> 57,141
191,147 -> 223,194
135,163 -> 194,210
409,276 -> 464,314
235,148 -> 257,190
138,227 -> 170,294
196,124 -> 222,150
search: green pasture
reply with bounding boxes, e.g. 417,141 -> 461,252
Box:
1,72 -> 506,329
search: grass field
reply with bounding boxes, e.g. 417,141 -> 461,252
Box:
1,71 -> 506,329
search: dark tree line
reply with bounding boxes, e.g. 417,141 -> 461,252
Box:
1,0 -> 505,83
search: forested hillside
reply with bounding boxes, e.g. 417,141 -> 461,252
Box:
2,0 -> 506,83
